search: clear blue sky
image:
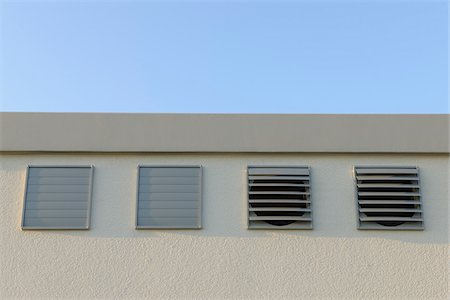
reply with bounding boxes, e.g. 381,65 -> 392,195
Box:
0,0 -> 448,113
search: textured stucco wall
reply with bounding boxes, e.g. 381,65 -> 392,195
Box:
1,153 -> 448,299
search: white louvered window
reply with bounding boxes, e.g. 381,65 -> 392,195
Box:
247,166 -> 312,229
22,166 -> 94,230
355,166 -> 423,230
136,166 -> 202,229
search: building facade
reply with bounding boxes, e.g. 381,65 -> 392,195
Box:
1,113 -> 449,299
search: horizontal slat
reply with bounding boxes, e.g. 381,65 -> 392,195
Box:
358,200 -> 421,205
249,176 -> 309,181
23,218 -> 87,228
358,192 -> 420,196
249,183 -> 309,187
27,184 -> 90,193
248,168 -> 309,176
249,216 -> 312,221
137,217 -> 199,228
249,191 -> 310,195
138,200 -> 198,209
139,168 -> 199,177
138,209 -> 198,218
25,210 -> 88,218
139,184 -> 198,193
26,193 -> 89,201
360,208 -> 421,213
355,168 -> 418,175
27,177 -> 90,185
249,207 -> 311,212
358,224 -> 424,230
357,184 -> 420,188
139,177 -> 199,185
138,193 -> 198,201
356,175 -> 420,181
359,216 -> 423,222
249,222 -> 312,229
25,201 -> 89,210
29,167 -> 91,177
356,176 -> 419,181
249,199 -> 310,203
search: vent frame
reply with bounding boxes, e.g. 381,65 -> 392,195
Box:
21,165 -> 94,230
354,165 -> 424,231
135,165 -> 202,229
247,165 -> 312,230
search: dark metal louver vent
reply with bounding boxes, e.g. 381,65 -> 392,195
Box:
247,166 -> 312,229
355,166 -> 423,230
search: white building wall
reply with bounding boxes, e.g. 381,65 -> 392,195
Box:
0,153 -> 448,299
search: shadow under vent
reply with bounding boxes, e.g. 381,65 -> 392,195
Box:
355,166 -> 423,230
247,166 -> 312,229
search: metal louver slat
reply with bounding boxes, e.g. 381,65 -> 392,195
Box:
249,191 -> 310,195
359,216 -> 423,222
357,184 -> 420,188
356,176 -> 420,181
356,168 -> 418,174
358,200 -> 421,205
247,166 -> 312,229
359,208 -> 421,213
249,207 -> 311,212
249,216 -> 312,221
358,192 -> 420,196
248,176 -> 310,181
249,183 -> 310,187
355,166 -> 423,230
248,168 -> 310,175
249,199 -> 311,203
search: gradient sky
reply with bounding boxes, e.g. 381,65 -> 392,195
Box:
0,0 -> 448,113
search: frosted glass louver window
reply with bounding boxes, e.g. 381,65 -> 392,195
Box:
136,166 -> 202,229
247,166 -> 312,229
22,166 -> 94,230
355,166 -> 424,230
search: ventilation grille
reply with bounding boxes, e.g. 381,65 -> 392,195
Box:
355,166 -> 423,230
247,166 -> 312,229
22,166 -> 94,230
136,166 -> 202,229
